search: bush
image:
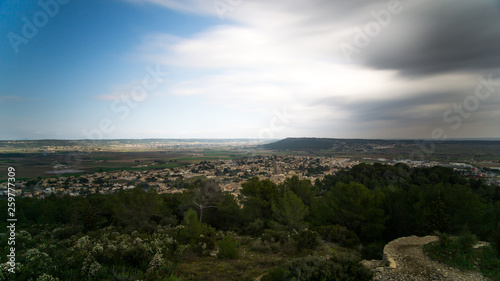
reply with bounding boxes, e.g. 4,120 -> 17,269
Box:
436,232 -> 450,249
17,248 -> 57,281
315,224 -> 360,248
195,224 -> 218,256
236,235 -> 253,246
262,229 -> 290,245
478,246 -> 500,280
51,225 -> 82,240
494,225 -> 500,255
261,267 -> 289,281
179,209 -> 202,244
217,235 -> 239,259
123,241 -> 153,271
457,230 -> 477,254
243,219 -> 265,236
425,239 -> 500,280
361,242 -> 384,260
264,255 -> 372,281
293,230 -> 319,252
107,265 -> 144,281
251,240 -> 279,253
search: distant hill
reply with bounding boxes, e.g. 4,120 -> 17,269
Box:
262,137 -> 345,150
262,137 -> 500,152
262,137 -> 406,150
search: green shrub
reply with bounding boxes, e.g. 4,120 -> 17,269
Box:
186,224 -> 218,256
315,224 -> 360,248
262,229 -> 290,245
107,265 -> 144,281
425,239 -> 500,280
123,241 -> 153,271
437,232 -> 450,249
236,235 -> 253,246
292,229 -> 319,252
217,235 -> 239,259
494,225 -> 500,255
51,225 -> 82,240
425,240 -> 471,269
244,219 -> 265,236
261,266 -> 289,281
146,262 -> 180,281
17,248 -> 57,281
162,276 -> 183,281
478,246 -> 500,280
250,240 -> 277,253
175,210 -> 218,256
265,255 -> 372,281
179,209 -> 202,244
361,242 -> 384,260
457,230 -> 477,254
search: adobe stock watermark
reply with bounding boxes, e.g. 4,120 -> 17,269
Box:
258,106 -> 295,140
384,74 -> 500,185
340,0 -> 404,63
442,74 -> 500,131
82,64 -> 168,141
56,65 -> 168,171
213,0 -> 243,20
7,0 -> 71,54
244,106 -> 295,156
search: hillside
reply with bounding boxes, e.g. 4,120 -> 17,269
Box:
262,138 -> 500,162
262,137 -> 391,151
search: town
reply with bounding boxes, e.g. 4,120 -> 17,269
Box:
5,154 -> 499,198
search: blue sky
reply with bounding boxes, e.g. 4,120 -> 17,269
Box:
1,0 -> 500,140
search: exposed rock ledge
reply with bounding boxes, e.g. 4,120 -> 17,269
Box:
362,235 -> 491,281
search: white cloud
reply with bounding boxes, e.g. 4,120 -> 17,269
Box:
93,92 -> 129,101
124,0 -> 500,138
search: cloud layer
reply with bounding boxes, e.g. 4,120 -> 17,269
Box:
124,0 -> 500,138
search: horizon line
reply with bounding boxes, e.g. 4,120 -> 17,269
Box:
1,137 -> 500,141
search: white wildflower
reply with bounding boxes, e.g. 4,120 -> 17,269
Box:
88,261 -> 102,277
37,273 -> 60,281
92,243 -> 103,254
72,236 -> 90,250
147,251 -> 165,273
19,230 -> 32,239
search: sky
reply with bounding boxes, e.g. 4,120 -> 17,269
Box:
1,0 -> 500,140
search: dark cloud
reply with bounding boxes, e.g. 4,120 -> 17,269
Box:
259,0 -> 500,76
314,86 -> 500,130
357,0 -> 500,76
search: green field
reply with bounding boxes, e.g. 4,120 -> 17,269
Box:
0,148 -> 264,182
0,151 -> 189,181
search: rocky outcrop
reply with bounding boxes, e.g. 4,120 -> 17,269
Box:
363,235 -> 491,281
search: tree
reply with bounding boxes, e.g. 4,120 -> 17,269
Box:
241,177 -> 280,222
109,187 -> 166,232
192,180 -> 222,224
181,209 -> 202,243
272,190 -> 308,231
210,192 -> 243,230
311,182 -> 385,242
414,183 -> 485,235
278,175 -> 314,206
